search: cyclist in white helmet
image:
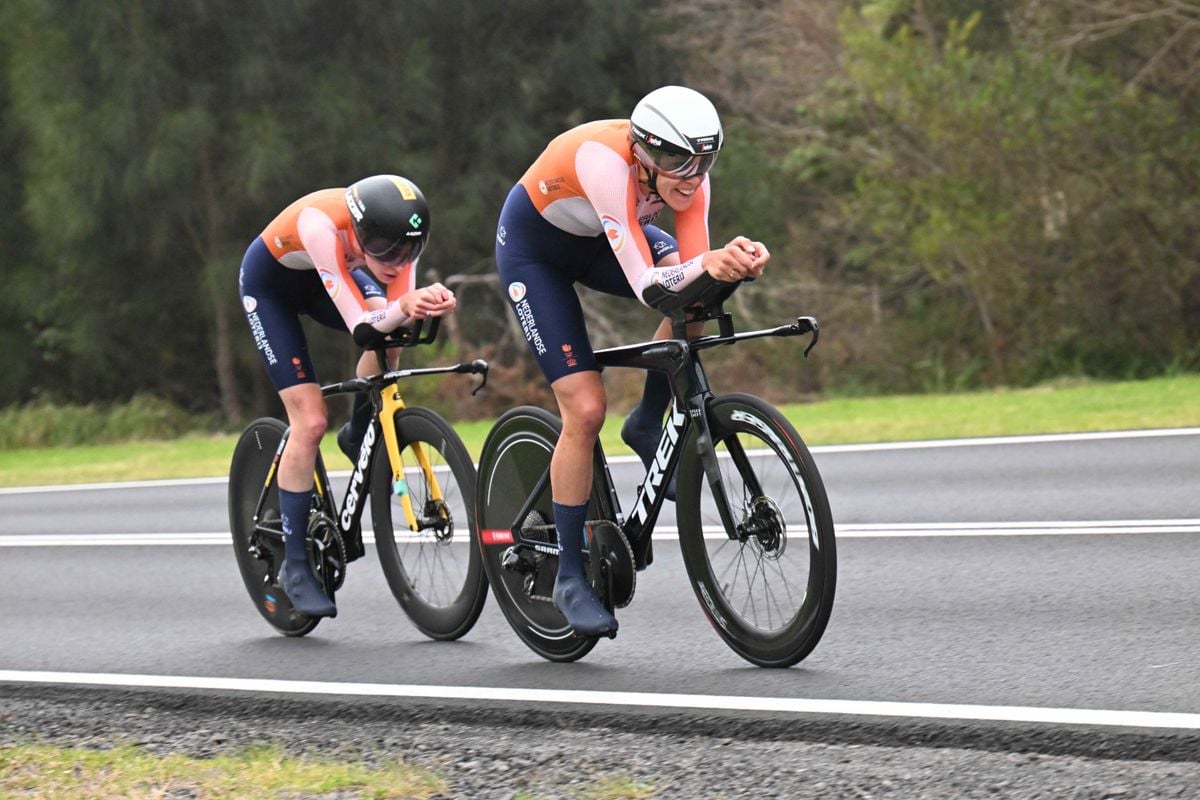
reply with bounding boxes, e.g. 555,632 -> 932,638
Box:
494,86 -> 770,636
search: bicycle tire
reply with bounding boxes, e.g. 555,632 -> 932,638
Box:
372,406 -> 488,641
227,417 -> 320,637
475,406 -> 607,662
675,393 -> 836,667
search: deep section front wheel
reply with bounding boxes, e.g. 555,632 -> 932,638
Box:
371,406 -> 487,641
227,417 -> 319,637
475,406 -> 610,662
675,393 -> 837,667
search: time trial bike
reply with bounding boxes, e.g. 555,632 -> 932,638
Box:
475,274 -> 836,667
228,318 -> 489,639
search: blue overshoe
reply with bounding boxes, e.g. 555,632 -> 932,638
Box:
336,421 -> 363,463
621,411 -> 676,501
552,574 -> 617,637
338,393 -> 374,463
278,560 -> 337,618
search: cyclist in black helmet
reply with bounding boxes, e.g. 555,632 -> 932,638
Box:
239,174 -> 456,617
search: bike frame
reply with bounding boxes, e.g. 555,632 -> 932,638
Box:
503,308 -> 818,570
249,320 -> 488,550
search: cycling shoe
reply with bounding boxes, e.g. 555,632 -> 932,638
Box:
336,421 -> 363,463
621,412 -> 676,501
553,574 -> 618,637
278,560 -> 337,618
338,394 -> 374,463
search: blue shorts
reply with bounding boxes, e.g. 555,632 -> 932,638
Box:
494,184 -> 677,383
238,237 -> 385,390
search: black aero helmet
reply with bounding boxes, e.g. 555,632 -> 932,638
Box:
344,175 -> 430,265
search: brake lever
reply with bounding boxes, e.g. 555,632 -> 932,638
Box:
797,316 -> 820,357
468,358 -> 489,396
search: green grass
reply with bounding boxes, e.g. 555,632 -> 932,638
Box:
1,374 -> 1197,488
0,742 -> 658,800
0,742 -> 447,799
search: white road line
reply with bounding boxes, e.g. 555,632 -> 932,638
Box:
807,426 -> 1200,454
0,476 -> 232,495
3,520 -> 1198,547
2,427 -> 1195,496
1,670 -> 1198,730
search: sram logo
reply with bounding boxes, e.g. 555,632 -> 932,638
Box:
340,421 -> 377,529
630,402 -> 686,526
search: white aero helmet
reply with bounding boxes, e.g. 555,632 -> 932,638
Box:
630,85 -> 723,179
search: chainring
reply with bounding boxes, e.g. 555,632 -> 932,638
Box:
586,520 -> 636,609
307,512 -> 347,593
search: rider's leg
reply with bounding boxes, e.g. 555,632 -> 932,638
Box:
621,317 -> 694,501
337,391 -> 373,462
549,370 -> 617,636
277,383 -> 337,617
337,348 -> 397,462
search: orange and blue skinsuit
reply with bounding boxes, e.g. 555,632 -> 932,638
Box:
240,189 -> 417,388
495,119 -> 713,382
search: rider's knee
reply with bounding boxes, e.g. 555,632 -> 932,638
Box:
561,393 -> 606,439
288,412 -> 328,450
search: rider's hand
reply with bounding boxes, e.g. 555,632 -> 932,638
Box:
702,237 -> 769,283
731,236 -> 770,277
401,283 -> 457,318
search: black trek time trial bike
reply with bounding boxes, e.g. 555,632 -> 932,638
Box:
475,274 -> 837,667
228,318 -> 490,639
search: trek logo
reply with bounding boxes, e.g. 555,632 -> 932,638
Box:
630,403 -> 686,525
340,421 -> 377,529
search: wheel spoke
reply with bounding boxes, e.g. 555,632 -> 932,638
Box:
697,412 -> 815,635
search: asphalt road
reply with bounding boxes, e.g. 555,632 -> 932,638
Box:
2,429 -> 1199,752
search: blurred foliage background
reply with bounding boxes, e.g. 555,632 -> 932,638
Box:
1,0 -> 1196,430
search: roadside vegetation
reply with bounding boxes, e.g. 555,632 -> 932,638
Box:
0,742 -> 657,800
0,743 -> 447,799
1,374 -> 1196,488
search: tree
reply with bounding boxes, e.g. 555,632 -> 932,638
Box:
0,0 -> 676,420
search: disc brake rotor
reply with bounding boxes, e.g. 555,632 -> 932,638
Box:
747,495 -> 787,559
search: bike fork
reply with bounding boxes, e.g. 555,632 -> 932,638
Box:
376,382 -> 446,532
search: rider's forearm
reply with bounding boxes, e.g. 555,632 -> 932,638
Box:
633,255 -> 706,306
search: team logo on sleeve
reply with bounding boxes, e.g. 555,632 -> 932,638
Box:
318,269 -> 339,299
507,282 -> 527,302
651,267 -> 686,289
600,215 -> 626,253
242,295 -> 257,313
